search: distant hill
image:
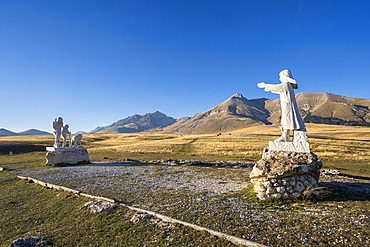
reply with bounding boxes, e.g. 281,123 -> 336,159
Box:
92,111 -> 176,134
75,131 -> 88,134
88,126 -> 106,134
0,128 -> 19,136
18,129 -> 51,135
0,128 -> 51,136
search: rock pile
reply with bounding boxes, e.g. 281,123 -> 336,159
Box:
250,149 -> 322,200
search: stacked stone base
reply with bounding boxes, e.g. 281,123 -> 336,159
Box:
46,147 -> 90,165
250,149 -> 322,200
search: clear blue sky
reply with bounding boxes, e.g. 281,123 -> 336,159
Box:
1,0 -> 369,132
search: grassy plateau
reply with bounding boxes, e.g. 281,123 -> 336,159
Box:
0,123 -> 369,246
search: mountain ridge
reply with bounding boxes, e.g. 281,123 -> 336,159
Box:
18,129 -> 51,136
2,92 -> 369,136
91,111 -> 176,134
0,128 -> 51,137
160,92 -> 370,134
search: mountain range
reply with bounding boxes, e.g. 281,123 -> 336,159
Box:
89,111 -> 176,134
163,92 -> 370,134
0,128 -> 51,137
2,92 -> 369,136
89,92 -> 370,134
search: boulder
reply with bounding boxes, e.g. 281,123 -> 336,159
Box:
130,214 -> 149,223
250,149 -> 322,200
82,200 -> 115,213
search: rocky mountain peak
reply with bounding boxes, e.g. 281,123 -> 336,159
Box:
230,93 -> 245,99
91,111 -> 176,134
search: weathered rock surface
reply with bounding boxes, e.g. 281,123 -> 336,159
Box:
250,149 -> 322,200
130,214 -> 149,223
45,147 -> 90,165
82,200 -> 115,213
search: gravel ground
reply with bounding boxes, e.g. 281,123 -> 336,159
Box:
21,162 -> 251,198
19,162 -> 370,246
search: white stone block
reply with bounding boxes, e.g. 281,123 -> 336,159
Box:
46,147 -> 90,165
268,139 -> 310,153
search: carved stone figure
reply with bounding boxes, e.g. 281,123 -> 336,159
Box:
47,118 -> 90,165
61,124 -> 71,148
71,134 -> 83,148
258,69 -> 310,153
52,117 -> 63,148
258,69 -> 305,141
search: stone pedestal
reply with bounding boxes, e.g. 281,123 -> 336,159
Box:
46,146 -> 90,165
269,129 -> 310,153
250,149 -> 322,200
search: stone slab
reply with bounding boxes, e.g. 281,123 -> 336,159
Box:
46,147 -> 90,165
268,140 -> 310,153
268,129 -> 311,153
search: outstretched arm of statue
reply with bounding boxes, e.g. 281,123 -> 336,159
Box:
259,82 -> 284,94
257,82 -> 266,88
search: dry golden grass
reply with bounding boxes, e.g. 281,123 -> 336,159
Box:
0,134 -> 54,145
1,123 -> 369,176
231,123 -> 370,175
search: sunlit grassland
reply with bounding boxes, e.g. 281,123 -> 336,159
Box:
0,171 -> 233,247
0,123 -> 369,176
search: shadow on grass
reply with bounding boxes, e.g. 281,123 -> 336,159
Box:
0,144 -> 47,155
338,173 -> 370,180
236,181 -> 370,207
319,181 -> 370,201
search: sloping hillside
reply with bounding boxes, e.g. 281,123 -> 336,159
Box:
0,128 -> 19,136
266,93 -> 370,126
161,93 -> 270,134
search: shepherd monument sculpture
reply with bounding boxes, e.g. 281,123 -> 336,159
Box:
46,117 -> 90,165
257,69 -> 310,153
250,69 -> 322,200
